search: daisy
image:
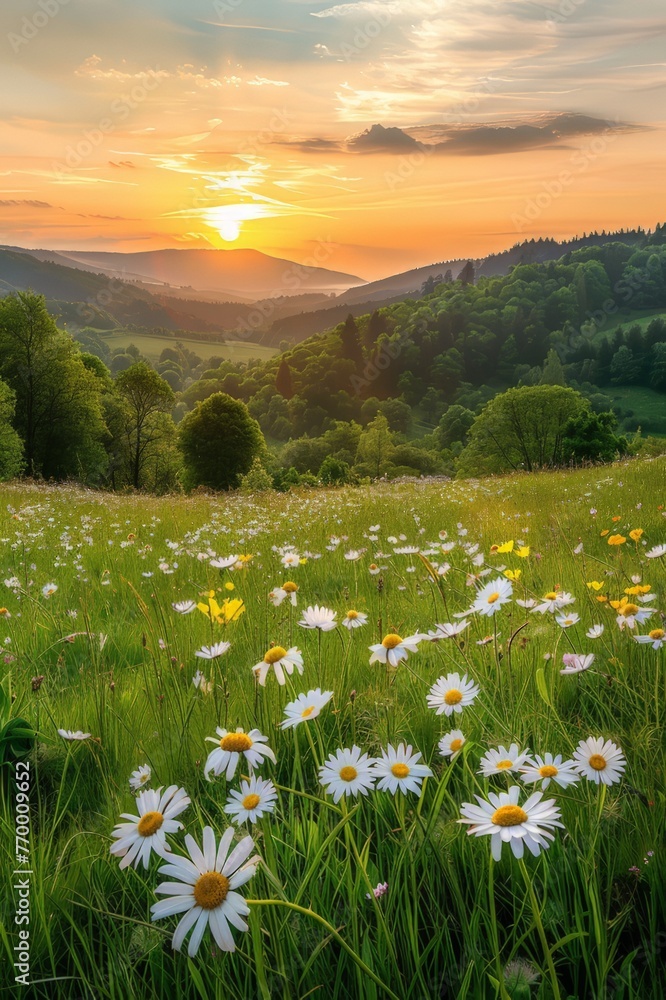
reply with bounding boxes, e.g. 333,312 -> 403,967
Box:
342,610 -> 368,629
478,744 -> 532,777
298,605 -> 337,631
318,746 -> 376,803
42,583 -> 58,598
635,628 -> 666,649
344,549 -> 365,561
646,543 -> 666,558
281,552 -> 301,568
110,785 -> 190,870
204,728 -> 276,782
252,645 -> 303,686
423,621 -> 470,640
151,825 -> 258,956
210,555 -> 239,569
615,602 -> 655,630
573,737 -> 626,786
192,669 -> 213,694
224,776 -> 278,825
368,632 -> 422,667
519,753 -> 579,790
281,688 -> 333,729
586,624 -> 604,639
560,653 -> 595,675
57,729 -> 91,741
172,600 -> 196,614
269,580 -> 298,607
470,577 -> 513,616
195,641 -> 231,660
555,612 -> 580,628
374,743 -> 432,796
427,672 -> 480,716
459,785 -> 564,861
516,598 -> 536,609
532,591 -> 575,614
438,730 -> 466,760
129,764 -> 152,790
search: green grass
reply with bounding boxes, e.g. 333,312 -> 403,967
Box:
589,308 -> 666,344
605,386 -> 666,435
99,330 -> 277,364
1,459 -> 665,999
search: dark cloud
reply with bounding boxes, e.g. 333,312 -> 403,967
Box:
0,199 -> 53,208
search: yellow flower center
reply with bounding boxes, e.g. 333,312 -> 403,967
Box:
193,871 -> 230,910
220,732 -> 253,752
137,811 -> 164,837
346,610 -> 359,619
391,762 -> 410,779
382,633 -> 403,649
0,608 -> 8,615
444,689 -> 463,705
283,581 -> 298,593
621,603 -> 639,616
496,759 -> 513,770
544,592 -> 558,600
492,805 -> 528,827
486,592 -> 500,604
369,564 -> 378,570
301,706 -> 315,718
588,754 -> 607,771
539,765 -> 558,778
339,765 -> 358,782
649,629 -> 665,640
242,793 -> 261,810
264,646 -> 287,664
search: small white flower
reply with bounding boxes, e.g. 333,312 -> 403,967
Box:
281,552 -> 301,568
210,556 -> 239,569
42,582 -> 58,598
533,591 -> 575,614
58,729 -> 91,741
368,632 -> 422,667
573,736 -> 626,786
224,776 -> 278,825
319,746 -> 376,803
110,785 -> 190,869
342,610 -> 368,629
172,600 -> 196,614
129,764 -> 152,790
344,549 -> 365,561
427,672 -> 480,716
252,645 -> 303,686
520,753 -> 579,790
192,670 -> 213,694
646,543 -> 666,558
204,728 -> 276,782
436,731 -> 466,767
298,605 -> 337,631
373,742 -> 432,796
471,577 -> 513,616
634,628 -> 665,650
281,689 -> 333,729
555,612 -> 580,628
586,624 -> 604,639
195,641 -> 231,660
423,621 -> 469,640
560,653 -> 595,675
459,785 -> 563,861
478,744 -> 532,777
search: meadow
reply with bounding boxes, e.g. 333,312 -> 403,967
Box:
0,459 -> 664,999
99,330 -> 277,365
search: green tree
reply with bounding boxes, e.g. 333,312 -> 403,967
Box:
115,362 -> 176,489
0,379 -> 24,480
436,405 -> 475,449
319,455 -> 351,485
562,410 -> 627,464
355,414 -> 395,478
339,314 -> 364,369
610,345 -> 642,385
539,349 -> 567,386
275,358 -> 294,399
179,392 -> 264,490
239,456 -> 273,492
457,385 -> 587,475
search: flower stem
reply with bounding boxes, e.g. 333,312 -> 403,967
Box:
518,858 -> 561,1000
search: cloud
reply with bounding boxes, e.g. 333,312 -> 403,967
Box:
0,199 -> 53,208
346,123 -> 422,152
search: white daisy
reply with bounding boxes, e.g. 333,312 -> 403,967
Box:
573,736 -> 626,786
224,776 -> 278,825
298,605 -> 337,631
281,688 -> 333,729
516,598 -> 537,609
192,669 -> 213,694
342,610 -> 368,629
42,583 -> 58,598
586,624 -> 604,639
427,672 -> 480,716
151,825 -> 258,956
616,604 -> 655,630
555,612 -> 580,628
110,785 -> 190,870
423,621 -> 470,640
58,729 -> 91,741
519,753 -> 579,790
318,746 -> 376,803
344,549 -> 365,561
129,764 -> 152,790
210,555 -> 239,570
373,743 -> 432,796
269,587 -> 287,606
252,645 -> 303,686
281,552 -> 301,568
172,600 -> 196,614
204,728 -> 276,782
560,653 -> 595,675
646,543 -> 666,558
195,641 -> 231,660
368,632 -> 422,667
470,577 -> 513,616
635,628 -> 666,649
459,785 -> 564,861
438,730 -> 466,760
532,591 -> 575,614
478,744 -> 532,777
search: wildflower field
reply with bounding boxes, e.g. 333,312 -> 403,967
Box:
1,459 -> 665,1000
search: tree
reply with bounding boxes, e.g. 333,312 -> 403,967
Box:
610,345 -> 642,385
115,362 -> 175,489
0,379 -> 24,480
562,410 -> 627,464
319,455 -> 351,485
179,392 -> 264,490
539,349 -> 567,386
339,314 -> 364,369
457,261 -> 475,286
436,405 -> 475,449
457,385 -> 587,476
355,414 -> 395,478
239,456 -> 273,492
275,358 -> 294,399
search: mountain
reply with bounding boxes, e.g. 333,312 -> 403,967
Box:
10,247 -> 364,299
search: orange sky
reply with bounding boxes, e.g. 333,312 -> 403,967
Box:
1,0 -> 665,281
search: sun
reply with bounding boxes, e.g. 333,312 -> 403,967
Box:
217,218 -> 241,242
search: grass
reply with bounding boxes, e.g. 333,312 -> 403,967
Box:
605,387 -> 666,435
0,458 -> 665,999
99,329 -> 277,364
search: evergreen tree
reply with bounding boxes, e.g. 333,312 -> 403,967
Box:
275,358 -> 294,399
339,314 -> 364,369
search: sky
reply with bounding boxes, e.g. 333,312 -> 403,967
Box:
0,0 -> 665,280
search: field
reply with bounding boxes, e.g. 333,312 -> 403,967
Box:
605,386 -> 666,436
99,330 -> 277,364
1,459 -> 665,999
